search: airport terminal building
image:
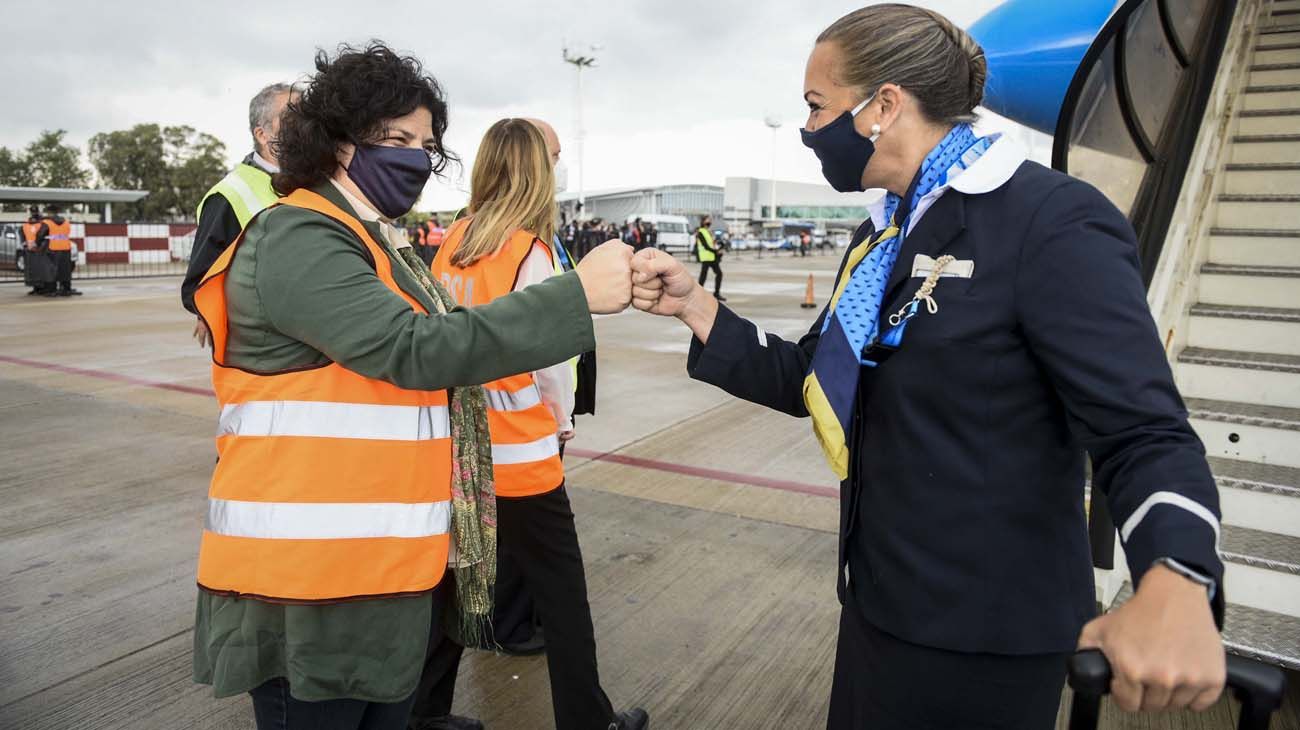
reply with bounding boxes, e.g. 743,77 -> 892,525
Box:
557,178 -> 879,244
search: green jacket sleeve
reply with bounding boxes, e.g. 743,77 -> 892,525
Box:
253,209 -> 596,391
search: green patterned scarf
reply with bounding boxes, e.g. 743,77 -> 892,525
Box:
388,240 -> 497,648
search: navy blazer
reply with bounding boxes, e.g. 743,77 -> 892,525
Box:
687,159 -> 1224,655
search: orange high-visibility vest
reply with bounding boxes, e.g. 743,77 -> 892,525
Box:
193,188 -> 452,603
426,221 -> 445,247
43,218 -> 71,251
431,220 -> 564,498
21,221 -> 40,245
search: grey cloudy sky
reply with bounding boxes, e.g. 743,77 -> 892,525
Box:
4,0 -> 1039,211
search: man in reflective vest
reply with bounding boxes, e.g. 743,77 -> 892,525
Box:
181,83 -> 297,344
41,205 -> 80,297
695,215 -> 725,301
21,206 -> 53,296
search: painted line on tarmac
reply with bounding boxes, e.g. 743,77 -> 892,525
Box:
566,447 -> 837,499
0,353 -> 837,499
0,353 -> 214,397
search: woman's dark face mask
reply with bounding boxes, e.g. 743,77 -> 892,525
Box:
345,144 -> 433,219
800,94 -> 879,193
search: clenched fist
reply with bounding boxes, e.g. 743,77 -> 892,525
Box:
575,240 -> 634,314
631,248 -> 695,316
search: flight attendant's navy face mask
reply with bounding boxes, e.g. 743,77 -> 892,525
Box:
800,94 -> 879,193
345,144 -> 433,219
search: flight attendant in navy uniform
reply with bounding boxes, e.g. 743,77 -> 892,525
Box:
630,5 -> 1226,728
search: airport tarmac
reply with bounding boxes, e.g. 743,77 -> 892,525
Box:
1,252 -> 1296,729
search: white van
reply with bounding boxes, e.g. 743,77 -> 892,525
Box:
625,214 -> 691,254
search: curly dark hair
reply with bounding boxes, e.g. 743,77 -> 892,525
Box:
272,41 -> 457,195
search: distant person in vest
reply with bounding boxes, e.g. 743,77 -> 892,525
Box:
425,119 -> 648,730
695,214 -> 724,301
629,5 -> 1225,728
39,205 -> 80,296
21,205 -> 54,296
181,82 -> 297,346
424,217 -> 445,264
189,43 -> 635,730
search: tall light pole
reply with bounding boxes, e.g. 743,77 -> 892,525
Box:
564,44 -> 598,219
764,116 -> 782,231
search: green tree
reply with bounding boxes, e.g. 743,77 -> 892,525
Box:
24,130 -> 90,188
89,123 -> 229,220
165,126 -> 228,218
88,124 -> 173,220
0,146 -> 34,187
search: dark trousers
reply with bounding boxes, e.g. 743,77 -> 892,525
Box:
827,606 -> 1066,730
491,550 -> 539,645
251,677 -> 418,730
698,260 -> 723,295
53,250 -> 73,292
408,576 -> 467,728
501,486 -> 614,730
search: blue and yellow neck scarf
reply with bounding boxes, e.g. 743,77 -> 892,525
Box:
802,124 -> 993,478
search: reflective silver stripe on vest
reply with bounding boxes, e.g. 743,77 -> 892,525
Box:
484,384 -> 543,412
219,401 -> 451,441
223,168 -> 269,222
491,434 -> 561,465
207,498 -> 451,539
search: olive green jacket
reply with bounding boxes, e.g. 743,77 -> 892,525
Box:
192,182 -> 595,702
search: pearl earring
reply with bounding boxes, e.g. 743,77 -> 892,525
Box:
871,124 -> 882,136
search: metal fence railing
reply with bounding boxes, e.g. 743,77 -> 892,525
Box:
1,221 -> 195,282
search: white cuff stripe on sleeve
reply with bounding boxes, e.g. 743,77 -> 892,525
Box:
1119,491 -> 1221,549
755,324 -> 768,348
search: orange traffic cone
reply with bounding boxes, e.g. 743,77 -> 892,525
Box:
801,274 -> 817,309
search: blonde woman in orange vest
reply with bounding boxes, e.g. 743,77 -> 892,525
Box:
427,119 -> 649,730
189,44 -> 634,730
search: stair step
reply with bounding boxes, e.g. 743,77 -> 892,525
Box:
1244,84 -> 1300,109
1190,302 -> 1300,322
1260,23 -> 1300,34
1180,347 -> 1300,374
1111,586 -> 1300,671
1200,261 -> 1300,276
1211,456 -> 1300,497
1222,530 -> 1300,617
1188,397 -> 1300,431
1222,524 -> 1300,575
1223,163 -> 1300,194
1224,601 -> 1300,671
1251,66 -> 1300,86
1178,348 -> 1300,408
1229,136 -> 1300,163
1197,262 -> 1300,307
1252,62 -> 1300,70
1215,195 -> 1300,229
1187,397 -> 1300,467
1255,45 -> 1300,66
1211,457 -> 1300,538
1236,108 -> 1300,134
1208,229 -> 1300,267
1189,305 -> 1300,357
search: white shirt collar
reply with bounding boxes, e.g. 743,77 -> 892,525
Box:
329,179 -> 412,250
251,151 -> 280,174
863,134 -> 1028,232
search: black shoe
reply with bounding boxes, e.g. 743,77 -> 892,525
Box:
66,289 -> 83,296
613,708 -> 649,730
715,294 -> 726,302
42,291 -> 59,297
415,715 -> 484,730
